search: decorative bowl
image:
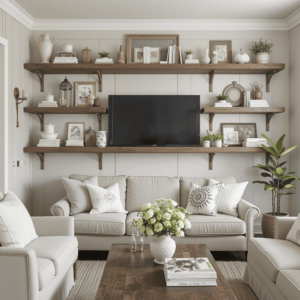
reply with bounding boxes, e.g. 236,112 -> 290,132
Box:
40,132 -> 59,139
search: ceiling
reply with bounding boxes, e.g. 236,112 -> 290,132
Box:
15,0 -> 300,20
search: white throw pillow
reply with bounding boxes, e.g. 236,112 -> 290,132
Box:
86,183 -> 127,214
209,179 -> 248,217
83,176 -> 98,186
286,214 -> 300,246
186,182 -> 222,216
0,191 -> 38,247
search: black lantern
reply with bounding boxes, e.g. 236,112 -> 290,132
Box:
59,76 -> 72,107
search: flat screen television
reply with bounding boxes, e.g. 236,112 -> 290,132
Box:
108,95 -> 200,146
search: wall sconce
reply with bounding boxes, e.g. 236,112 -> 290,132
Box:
14,87 -> 27,128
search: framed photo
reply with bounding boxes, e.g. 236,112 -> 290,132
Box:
133,47 -> 144,62
150,47 -> 161,62
74,82 -> 96,107
210,40 -> 232,64
221,123 -> 257,146
67,122 -> 85,141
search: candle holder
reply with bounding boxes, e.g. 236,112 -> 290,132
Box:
14,87 -> 27,128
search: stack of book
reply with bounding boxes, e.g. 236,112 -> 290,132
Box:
56,51 -> 78,58
242,138 -> 269,147
53,57 -> 78,64
37,139 -> 61,147
65,140 -> 84,147
143,47 -> 151,64
38,101 -> 58,107
95,57 -> 114,64
185,59 -> 199,64
215,102 -> 232,108
163,257 -> 217,287
160,45 -> 182,64
249,100 -> 270,107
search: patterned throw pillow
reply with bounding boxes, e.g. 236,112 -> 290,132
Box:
286,213 -> 300,246
86,183 -> 127,214
186,182 -> 222,216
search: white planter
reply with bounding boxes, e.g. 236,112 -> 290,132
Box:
214,140 -> 222,147
202,140 -> 210,147
36,33 -> 55,63
256,52 -> 269,64
185,54 -> 193,60
150,235 -> 176,264
96,131 -> 107,147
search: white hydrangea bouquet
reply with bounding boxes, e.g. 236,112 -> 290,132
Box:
131,199 -> 192,238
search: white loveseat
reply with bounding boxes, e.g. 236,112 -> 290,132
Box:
0,217 -> 78,300
51,175 -> 260,252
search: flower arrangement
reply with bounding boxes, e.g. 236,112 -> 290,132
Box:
131,199 -> 192,238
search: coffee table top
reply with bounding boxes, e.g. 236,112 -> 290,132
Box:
95,244 -> 237,300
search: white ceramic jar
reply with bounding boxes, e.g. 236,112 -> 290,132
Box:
185,54 -> 193,60
44,122 -> 55,133
45,93 -> 55,102
150,235 -> 176,264
36,32 -> 55,63
96,131 -> 107,147
256,52 -> 269,64
202,140 -> 210,147
214,140 -> 222,147
62,41 -> 73,52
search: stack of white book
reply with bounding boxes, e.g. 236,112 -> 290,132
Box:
95,58 -> 114,64
53,57 -> 78,64
249,100 -> 270,107
215,102 -> 232,108
185,59 -> 199,64
163,257 -> 217,287
143,47 -> 151,64
37,139 -> 61,147
160,45 -> 182,64
65,140 -> 84,147
38,101 -> 58,107
242,138 -> 269,147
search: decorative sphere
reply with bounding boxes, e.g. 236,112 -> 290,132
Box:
234,48 -> 250,64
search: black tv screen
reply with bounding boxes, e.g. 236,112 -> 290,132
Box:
108,95 -> 200,146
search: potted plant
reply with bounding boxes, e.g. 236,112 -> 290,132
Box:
202,130 -> 212,147
184,50 -> 193,60
131,199 -> 191,264
212,131 -> 223,147
98,51 -> 110,58
253,134 -> 299,238
249,39 -> 274,64
216,94 -> 227,101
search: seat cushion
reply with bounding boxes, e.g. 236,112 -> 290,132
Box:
126,212 -> 139,235
185,213 -> 246,236
276,270 -> 300,300
37,258 -> 55,290
126,176 -> 180,212
25,236 -> 78,275
74,213 -> 127,236
248,238 -> 300,282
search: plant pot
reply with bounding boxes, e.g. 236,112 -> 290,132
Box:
96,131 -> 107,147
150,235 -> 176,264
262,212 -> 289,238
214,140 -> 222,147
256,52 -> 269,64
202,140 -> 210,147
185,54 -> 193,60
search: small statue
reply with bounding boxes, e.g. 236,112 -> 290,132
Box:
116,45 -> 125,64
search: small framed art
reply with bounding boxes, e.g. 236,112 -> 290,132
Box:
221,123 -> 257,146
74,82 -> 96,107
67,122 -> 85,141
210,40 -> 232,64
133,48 -> 144,62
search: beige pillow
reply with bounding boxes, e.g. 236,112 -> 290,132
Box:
286,213 -> 300,246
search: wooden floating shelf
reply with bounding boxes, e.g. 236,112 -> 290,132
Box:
201,107 -> 285,131
24,63 -> 285,93
23,146 -> 274,171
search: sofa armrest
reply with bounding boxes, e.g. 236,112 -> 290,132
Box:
238,199 -> 260,248
50,196 -> 70,216
274,217 -> 297,240
31,216 -> 74,237
0,247 -> 39,300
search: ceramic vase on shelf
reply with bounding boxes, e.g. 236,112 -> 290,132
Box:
214,140 -> 222,147
87,94 -> 95,107
256,52 -> 269,64
116,45 -> 125,64
211,51 -> 218,64
36,32 -> 55,63
202,140 -> 210,147
185,54 -> 193,60
202,47 -> 211,64
96,131 -> 107,147
94,97 -> 101,107
82,47 -> 92,63
150,235 -> 176,264
253,82 -> 263,99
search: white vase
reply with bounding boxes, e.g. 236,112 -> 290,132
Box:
150,235 -> 176,264
202,47 -> 211,64
185,54 -> 193,60
256,52 -> 269,64
36,32 -> 55,63
214,140 -> 222,147
202,140 -> 210,147
96,131 -> 107,147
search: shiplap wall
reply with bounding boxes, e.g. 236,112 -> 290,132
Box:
28,30 -> 290,231
0,9 -> 33,212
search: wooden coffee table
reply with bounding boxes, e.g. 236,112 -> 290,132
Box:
95,244 -> 237,300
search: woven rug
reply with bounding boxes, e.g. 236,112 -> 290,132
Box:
67,261 -> 257,300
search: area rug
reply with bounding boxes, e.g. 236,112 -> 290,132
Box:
67,261 -> 257,300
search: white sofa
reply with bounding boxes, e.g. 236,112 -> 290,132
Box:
51,175 -> 260,252
243,217 -> 300,300
0,217 -> 78,300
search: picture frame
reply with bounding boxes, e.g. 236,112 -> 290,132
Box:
221,123 -> 257,146
150,47 -> 161,63
67,122 -> 85,141
126,34 -> 179,64
133,47 -> 144,63
210,40 -> 232,64
74,82 -> 96,107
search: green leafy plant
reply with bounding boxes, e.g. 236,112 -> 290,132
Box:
252,134 -> 299,215
216,94 -> 227,100
249,39 -> 274,54
184,50 -> 193,55
98,51 -> 110,57
212,131 -> 223,141
202,130 -> 212,141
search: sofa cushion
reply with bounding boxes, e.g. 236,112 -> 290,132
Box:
276,270 -> 300,300
37,258 -> 55,290
70,174 -> 127,209
25,236 -> 78,275
185,213 -> 246,236
248,238 -> 300,282
286,213 -> 300,246
74,213 -> 127,236
126,176 -> 180,212
126,212 -> 139,235
180,176 -> 236,208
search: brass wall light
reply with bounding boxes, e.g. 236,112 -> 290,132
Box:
14,87 -> 28,128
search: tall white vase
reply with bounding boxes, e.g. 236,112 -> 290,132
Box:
36,32 -> 55,63
202,47 -> 211,64
150,235 -> 176,264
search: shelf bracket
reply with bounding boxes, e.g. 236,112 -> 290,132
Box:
97,153 -> 102,170
266,71 -> 276,93
36,153 -> 44,170
266,113 -> 275,131
209,70 -> 216,92
96,113 -> 102,130
209,113 -> 215,131
96,70 -> 102,92
209,153 -> 215,170
35,71 -> 44,92
35,113 -> 44,131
